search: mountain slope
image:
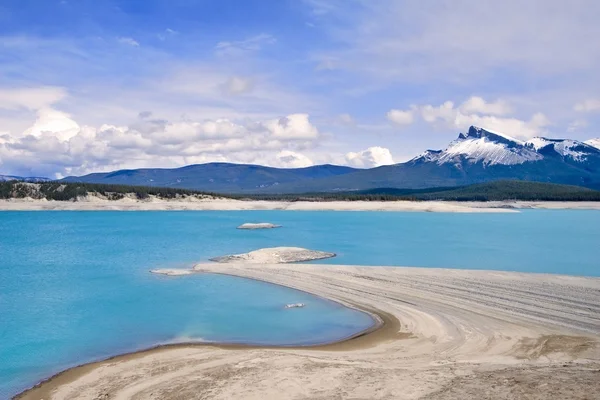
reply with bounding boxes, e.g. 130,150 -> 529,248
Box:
62,163 -> 358,193
359,180 -> 600,201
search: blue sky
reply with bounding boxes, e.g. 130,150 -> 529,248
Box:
1,0 -> 600,177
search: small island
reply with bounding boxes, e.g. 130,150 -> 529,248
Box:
208,247 -> 336,264
237,223 -> 281,230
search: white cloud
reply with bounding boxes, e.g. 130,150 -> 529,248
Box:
386,109 -> 414,126
0,86 -> 67,110
263,114 -> 319,140
574,99 -> 600,113
345,146 -> 394,168
454,112 -> 550,140
459,96 -> 512,116
410,97 -> 550,139
117,37 -> 140,47
220,76 -> 254,95
276,150 -> 313,168
23,108 -> 80,141
420,101 -> 456,123
0,109 -> 323,177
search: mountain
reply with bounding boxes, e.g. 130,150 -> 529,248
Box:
258,126 -> 600,193
62,163 -> 358,193
61,126 -> 600,193
0,175 -> 50,183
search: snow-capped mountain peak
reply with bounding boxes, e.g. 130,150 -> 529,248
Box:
412,126 -> 541,166
460,125 -> 524,145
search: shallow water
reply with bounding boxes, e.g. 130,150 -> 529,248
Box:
1,210 -> 599,397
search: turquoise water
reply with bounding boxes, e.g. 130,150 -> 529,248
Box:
1,210 -> 600,398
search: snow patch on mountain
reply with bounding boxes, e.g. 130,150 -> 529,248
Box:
525,138 -> 600,162
586,138 -> 600,150
0,175 -> 50,182
413,126 -> 542,166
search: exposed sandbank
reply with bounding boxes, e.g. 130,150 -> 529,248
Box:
17,264 -> 600,400
237,222 -> 281,229
208,247 -> 336,264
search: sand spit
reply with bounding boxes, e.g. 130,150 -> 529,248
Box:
208,247 -> 336,264
19,264 -> 600,400
149,268 -> 194,276
237,223 -> 281,229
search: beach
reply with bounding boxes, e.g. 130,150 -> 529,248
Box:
18,263 -> 600,399
2,197 -> 600,211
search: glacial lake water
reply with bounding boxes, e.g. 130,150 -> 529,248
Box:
1,209 -> 600,397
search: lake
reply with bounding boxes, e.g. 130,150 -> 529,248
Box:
1,209 -> 599,397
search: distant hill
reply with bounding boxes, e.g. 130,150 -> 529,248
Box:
61,163 -> 357,193
58,126 -> 600,193
358,181 -> 600,202
0,175 -> 50,183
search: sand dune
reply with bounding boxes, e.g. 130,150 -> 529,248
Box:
19,264 -> 600,400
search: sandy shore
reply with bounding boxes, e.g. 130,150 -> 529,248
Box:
18,264 -> 600,400
2,197 -> 600,211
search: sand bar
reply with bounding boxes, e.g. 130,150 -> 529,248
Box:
18,263 -> 600,399
237,223 -> 281,229
208,247 -> 336,264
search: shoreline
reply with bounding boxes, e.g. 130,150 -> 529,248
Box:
16,301 -> 401,400
1,198 -> 600,211
14,263 -> 600,399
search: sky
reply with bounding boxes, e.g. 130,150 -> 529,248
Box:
1,0 -> 600,178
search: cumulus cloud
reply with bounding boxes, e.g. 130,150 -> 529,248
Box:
275,150 -> 313,168
262,114 -> 319,140
386,109 -> 414,126
345,146 -> 394,168
574,99 -> 600,113
454,112 -> 550,140
0,109 -> 323,178
399,97 -> 550,139
23,108 -> 80,141
420,101 -> 456,124
459,97 -> 512,116
0,86 -> 67,110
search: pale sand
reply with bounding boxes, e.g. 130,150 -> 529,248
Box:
2,197 -> 600,211
237,223 -> 281,229
207,247 -> 336,264
18,264 -> 600,400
